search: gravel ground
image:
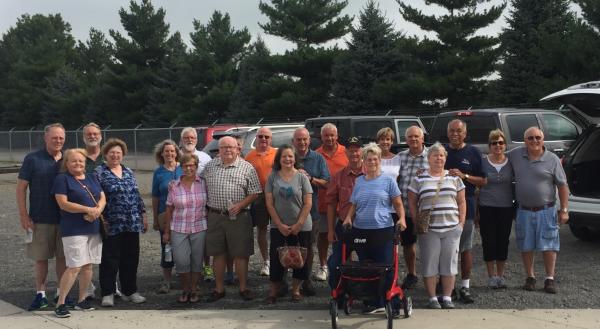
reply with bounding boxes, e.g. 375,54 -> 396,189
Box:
1,170 -> 599,311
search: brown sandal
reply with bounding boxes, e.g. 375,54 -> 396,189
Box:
291,292 -> 302,302
189,292 -> 200,303
177,292 -> 190,303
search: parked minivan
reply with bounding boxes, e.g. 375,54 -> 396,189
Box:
305,115 -> 426,151
427,108 -> 582,157
541,81 -> 600,241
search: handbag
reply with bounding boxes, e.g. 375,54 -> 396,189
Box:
75,177 -> 108,238
416,176 -> 443,234
277,242 -> 308,269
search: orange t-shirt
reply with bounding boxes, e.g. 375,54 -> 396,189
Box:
316,144 -> 349,214
245,147 -> 277,189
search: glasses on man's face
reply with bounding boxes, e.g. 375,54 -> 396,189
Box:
526,135 -> 543,141
219,146 -> 236,150
490,140 -> 505,146
257,135 -> 271,140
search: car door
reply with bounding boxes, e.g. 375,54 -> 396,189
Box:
502,113 -> 540,150
538,113 -> 580,157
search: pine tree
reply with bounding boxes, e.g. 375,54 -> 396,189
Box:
574,0 -> 600,30
398,0 -> 505,108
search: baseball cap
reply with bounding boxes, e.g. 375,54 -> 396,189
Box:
347,136 -> 361,147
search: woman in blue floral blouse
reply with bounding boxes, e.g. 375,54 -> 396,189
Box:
95,138 -> 148,307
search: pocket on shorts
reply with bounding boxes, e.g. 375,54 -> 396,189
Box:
542,225 -> 559,240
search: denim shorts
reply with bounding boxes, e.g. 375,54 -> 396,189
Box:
515,206 -> 560,252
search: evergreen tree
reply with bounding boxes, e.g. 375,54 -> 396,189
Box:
398,0 -> 505,107
259,0 -> 352,117
496,0 -> 600,105
184,11 -> 251,123
0,14 -> 75,127
330,1 -> 422,115
574,0 -> 600,30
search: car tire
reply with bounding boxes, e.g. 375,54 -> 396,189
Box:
568,222 -> 599,241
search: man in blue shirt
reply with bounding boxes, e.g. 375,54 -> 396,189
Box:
445,119 -> 487,304
292,127 -> 330,296
16,123 -> 67,310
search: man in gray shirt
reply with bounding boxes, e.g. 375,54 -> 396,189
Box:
508,127 -> 569,294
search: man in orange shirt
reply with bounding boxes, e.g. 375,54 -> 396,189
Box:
314,123 -> 348,281
245,127 -> 277,276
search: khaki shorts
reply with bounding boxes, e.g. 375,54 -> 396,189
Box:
251,196 -> 270,227
206,211 -> 254,258
27,223 -> 64,261
62,234 -> 103,268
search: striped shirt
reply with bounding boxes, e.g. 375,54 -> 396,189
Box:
201,156 -> 262,210
408,170 -> 465,232
166,176 -> 208,233
350,174 -> 401,229
397,147 -> 429,216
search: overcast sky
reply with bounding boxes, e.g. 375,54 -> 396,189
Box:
1,0 -> 510,53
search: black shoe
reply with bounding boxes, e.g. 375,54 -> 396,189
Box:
459,287 -> 474,304
401,274 -> 418,289
544,279 -> 557,294
75,300 -> 95,311
28,293 -> 49,311
301,280 -> 316,297
362,304 -> 385,314
523,277 -> 536,291
54,304 -> 71,318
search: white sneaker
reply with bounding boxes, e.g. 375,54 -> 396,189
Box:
101,294 -> 114,307
121,292 -> 146,304
314,265 -> 328,281
487,276 -> 499,289
86,282 -> 96,299
260,262 -> 270,276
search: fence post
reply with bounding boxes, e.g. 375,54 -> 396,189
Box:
169,122 -> 177,141
74,125 -> 83,148
134,124 -> 142,170
103,124 -> 111,143
28,127 -> 35,152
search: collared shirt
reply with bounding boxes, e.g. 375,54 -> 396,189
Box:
166,176 -> 208,233
297,149 -> 330,219
508,146 -> 567,207
18,149 -> 62,224
444,144 -> 485,197
194,149 -> 212,175
245,147 -> 277,189
152,165 -> 183,214
85,154 -> 104,174
94,164 -> 146,236
326,165 -> 364,221
316,144 -> 348,213
201,156 -> 262,210
397,147 -> 429,216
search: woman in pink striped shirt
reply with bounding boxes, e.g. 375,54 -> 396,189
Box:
162,153 -> 208,303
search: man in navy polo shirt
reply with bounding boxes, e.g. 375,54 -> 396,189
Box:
444,119 -> 487,304
17,123 -> 67,311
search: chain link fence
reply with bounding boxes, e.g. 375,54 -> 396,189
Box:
0,126 -> 187,171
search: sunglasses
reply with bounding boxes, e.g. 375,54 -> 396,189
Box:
257,135 -> 271,139
526,136 -> 543,141
490,141 -> 505,146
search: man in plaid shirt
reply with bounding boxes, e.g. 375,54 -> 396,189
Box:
397,126 -> 429,289
202,136 -> 261,302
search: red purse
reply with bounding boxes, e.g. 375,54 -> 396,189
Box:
277,244 -> 308,269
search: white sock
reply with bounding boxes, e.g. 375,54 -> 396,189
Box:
545,276 -> 554,281
442,296 -> 452,302
461,279 -> 470,289
430,296 -> 438,302
55,288 -> 60,297
37,291 -> 46,297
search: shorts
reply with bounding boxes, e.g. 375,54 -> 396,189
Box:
399,215 -> 417,246
515,206 -> 560,252
62,234 -> 102,268
206,211 -> 254,258
171,231 -> 206,273
27,223 -> 64,260
459,220 -> 474,252
418,225 -> 462,277
317,213 -> 328,234
251,196 -> 270,227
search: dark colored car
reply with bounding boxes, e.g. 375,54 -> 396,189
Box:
428,108 -> 582,157
541,81 -> 600,241
305,115 -> 426,152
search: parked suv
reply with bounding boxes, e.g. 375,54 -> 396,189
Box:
541,81 -> 600,241
427,108 -> 582,157
305,115 -> 426,151
202,124 -> 303,158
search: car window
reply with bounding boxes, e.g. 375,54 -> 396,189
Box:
429,115 -> 495,144
271,131 -> 294,148
395,120 -> 421,143
505,114 -> 539,142
541,114 -> 579,140
354,120 -> 394,144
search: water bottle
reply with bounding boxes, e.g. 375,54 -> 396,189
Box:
164,243 -> 172,262
24,228 -> 33,244
228,200 -> 237,221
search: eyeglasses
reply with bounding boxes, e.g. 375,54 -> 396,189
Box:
490,141 -> 505,146
526,136 -> 543,141
256,135 -> 271,139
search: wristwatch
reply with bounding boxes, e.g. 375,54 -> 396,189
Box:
559,208 -> 568,214
464,174 -> 470,180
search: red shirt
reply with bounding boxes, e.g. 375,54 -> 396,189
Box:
316,144 -> 348,213
325,165 -> 364,221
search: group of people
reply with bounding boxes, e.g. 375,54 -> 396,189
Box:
17,118 -> 569,317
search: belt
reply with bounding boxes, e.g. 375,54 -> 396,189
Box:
207,207 -> 247,216
520,203 -> 555,212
